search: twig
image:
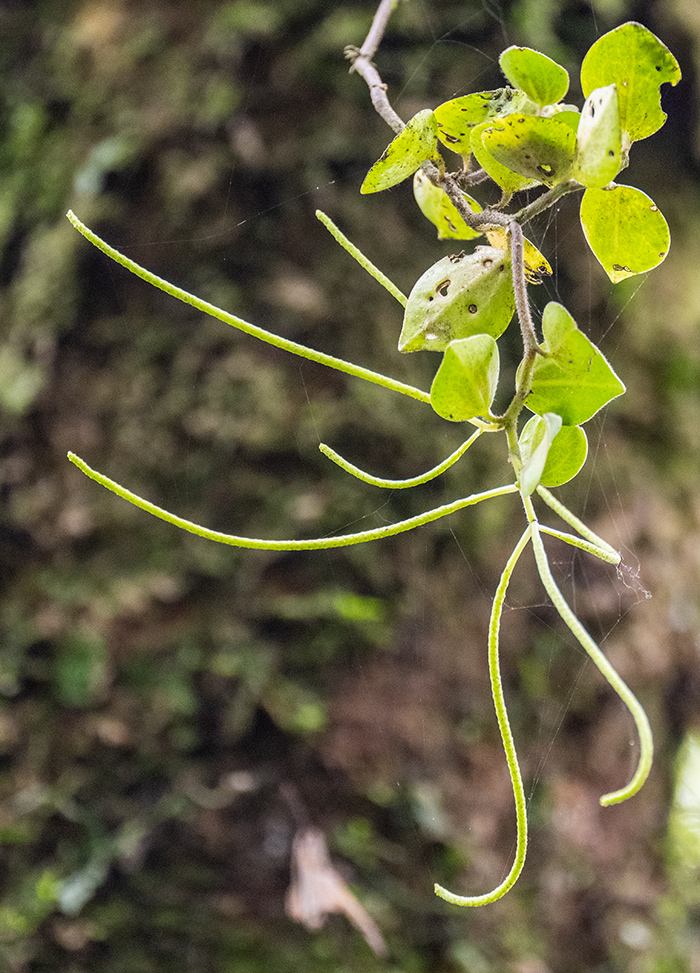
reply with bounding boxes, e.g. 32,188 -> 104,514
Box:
345,0 -> 406,134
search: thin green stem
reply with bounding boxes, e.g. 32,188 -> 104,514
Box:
68,451 -> 518,551
536,486 -> 620,562
435,527 -> 531,907
524,495 -> 653,806
316,210 -> 407,307
66,211 -> 430,406
515,180 -> 582,226
538,525 -> 620,565
319,429 -> 482,488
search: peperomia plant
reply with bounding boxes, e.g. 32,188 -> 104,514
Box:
65,1 -> 680,909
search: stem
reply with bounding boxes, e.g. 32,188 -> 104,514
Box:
67,210 -> 430,406
509,220 -> 539,357
515,180 -> 582,226
68,451 -> 518,551
320,429 -> 482,489
435,527 -> 531,907
345,0 -> 405,134
524,495 -> 653,806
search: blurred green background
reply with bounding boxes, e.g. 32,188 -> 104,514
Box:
1,1 -> 699,971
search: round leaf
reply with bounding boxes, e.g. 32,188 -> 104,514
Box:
519,415 -> 588,489
580,22 -> 681,148
499,46 -> 569,107
573,84 -> 622,189
471,120 -> 541,193
580,184 -> 670,283
481,114 -> 577,187
413,170 -> 483,240
361,110 -> 439,194
430,335 -> 499,422
434,88 -> 537,158
399,247 -> 514,353
525,302 -> 625,425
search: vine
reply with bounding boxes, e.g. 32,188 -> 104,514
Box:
66,2 -> 680,907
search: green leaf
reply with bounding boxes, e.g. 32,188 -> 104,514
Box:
413,170 -> 483,240
580,184 -> 670,283
499,47 -> 569,107
519,415 -> 588,489
518,412 -> 562,497
580,22 -> 681,149
361,110 -> 440,194
526,302 -> 625,425
434,88 -> 537,158
399,247 -> 514,353
471,120 -> 541,193
573,84 -> 622,189
481,114 -> 577,187
430,335 -> 499,422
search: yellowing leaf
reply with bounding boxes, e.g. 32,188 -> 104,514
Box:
580,184 -> 670,282
361,110 -> 440,194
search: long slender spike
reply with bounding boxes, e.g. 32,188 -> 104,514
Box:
66,211 -> 429,405
319,429 -> 482,489
316,210 -> 407,307
68,451 -> 518,551
435,527 -> 532,906
526,505 -> 653,806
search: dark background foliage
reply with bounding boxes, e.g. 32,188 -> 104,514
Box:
1,1 -> 699,971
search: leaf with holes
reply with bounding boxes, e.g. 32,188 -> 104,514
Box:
518,412 -> 562,497
525,302 -> 625,425
485,227 -> 552,283
434,88 -> 537,158
481,114 -> 577,187
580,184 -> 670,283
580,22 -> 681,149
399,247 -> 514,353
471,120 -> 542,193
413,171 -> 483,240
499,46 -> 569,107
361,110 -> 440,194
430,335 -> 499,422
519,415 -> 588,490
573,84 -> 622,189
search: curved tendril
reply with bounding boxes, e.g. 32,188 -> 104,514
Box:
319,429 -> 482,489
536,485 -> 619,561
68,451 -> 518,551
525,498 -> 653,806
66,211 -> 430,406
538,525 -> 620,565
435,527 -> 532,907
315,210 -> 407,307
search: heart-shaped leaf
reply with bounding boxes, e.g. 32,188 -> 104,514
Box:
413,171 -> 483,240
481,114 -> 577,187
471,120 -> 541,193
399,247 -> 514,353
518,412 -> 563,497
580,184 -> 670,283
573,84 -> 622,189
525,302 -> 625,424
361,110 -> 440,194
519,415 -> 588,489
434,88 -> 537,158
430,335 -> 499,422
580,22 -> 681,149
499,46 -> 569,107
